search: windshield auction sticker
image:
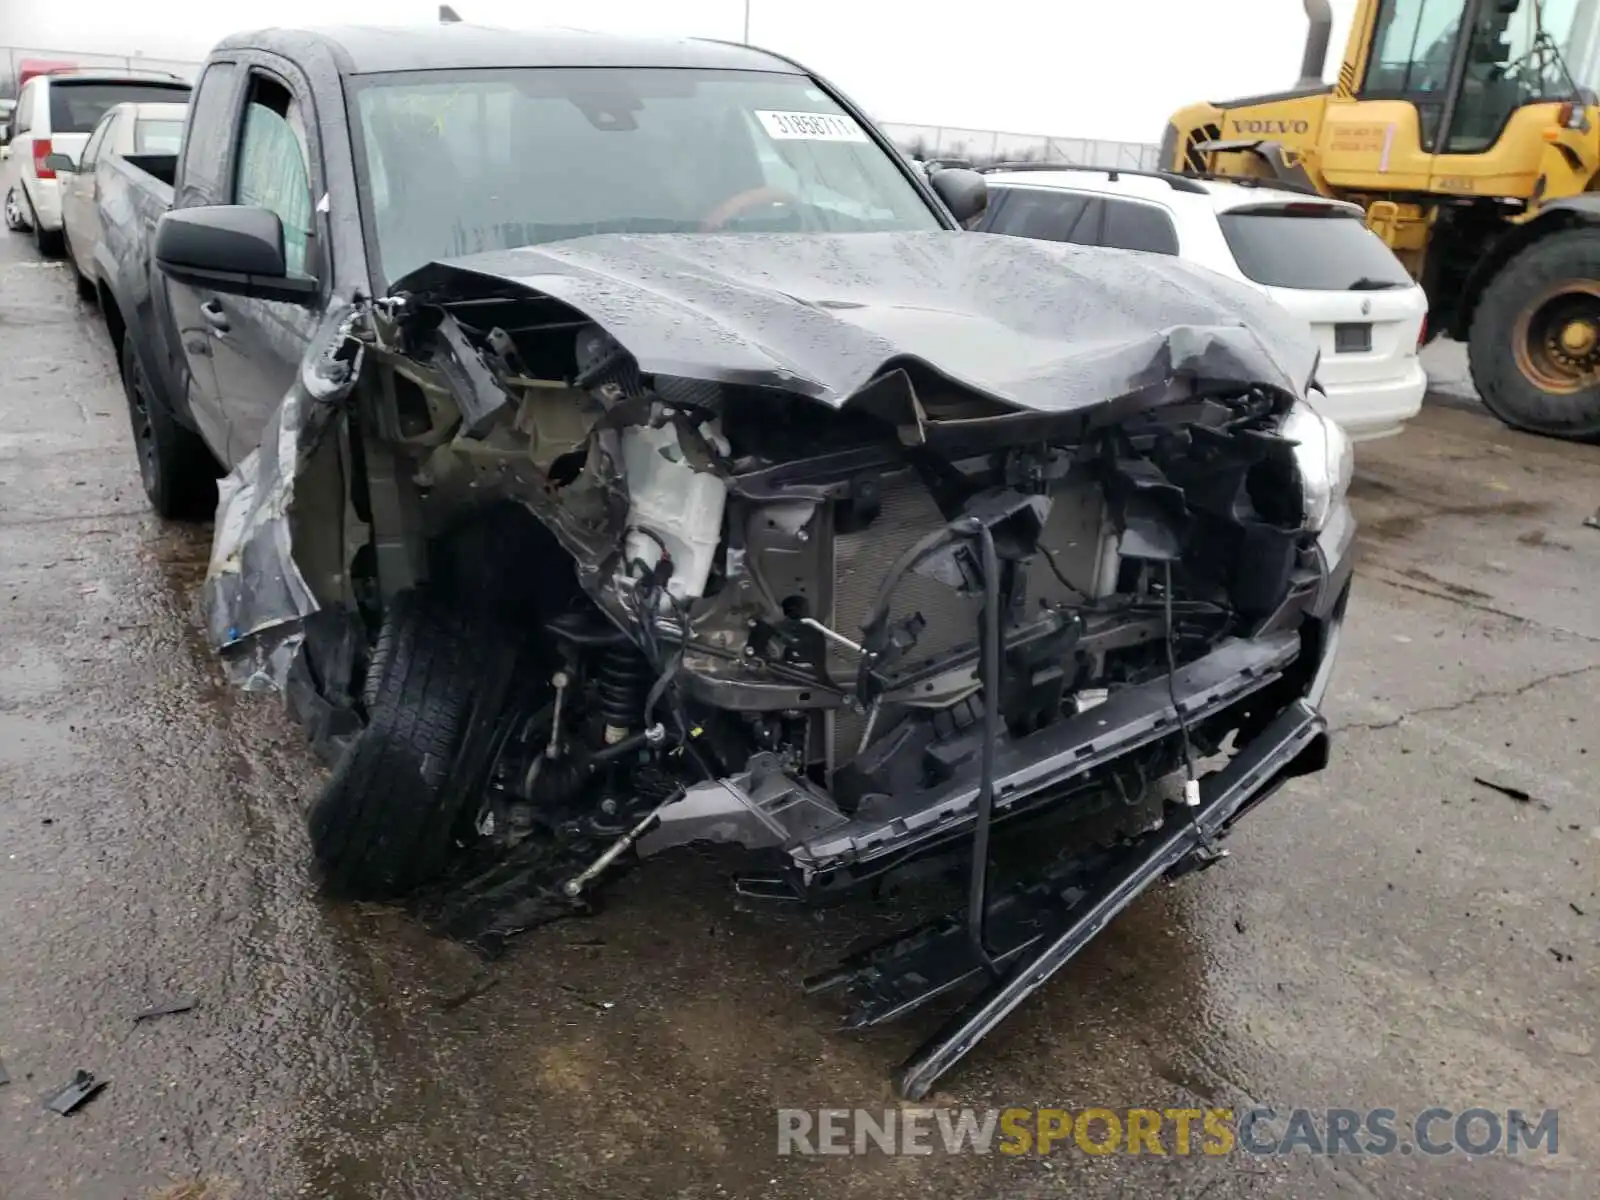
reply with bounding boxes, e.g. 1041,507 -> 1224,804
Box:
755,110 -> 869,142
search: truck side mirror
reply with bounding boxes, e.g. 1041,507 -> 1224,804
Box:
928,167 -> 988,225
43,152 -> 77,174
155,205 -> 318,305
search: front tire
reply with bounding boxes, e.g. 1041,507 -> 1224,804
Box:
308,591 -> 520,899
1469,229 -> 1600,441
120,330 -> 218,519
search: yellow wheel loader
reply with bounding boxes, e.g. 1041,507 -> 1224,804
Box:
1165,0 -> 1600,441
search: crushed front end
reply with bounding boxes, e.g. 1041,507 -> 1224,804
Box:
204,232 -> 1355,1096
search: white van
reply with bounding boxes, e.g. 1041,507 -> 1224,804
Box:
3,69 -> 191,254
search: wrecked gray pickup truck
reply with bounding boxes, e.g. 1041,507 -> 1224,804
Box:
131,26 -> 1354,1097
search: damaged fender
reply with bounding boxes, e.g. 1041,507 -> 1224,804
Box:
203,304 -> 366,691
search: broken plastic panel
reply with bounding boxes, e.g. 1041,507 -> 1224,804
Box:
203,304 -> 365,692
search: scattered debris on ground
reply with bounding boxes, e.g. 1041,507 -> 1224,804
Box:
46,1070 -> 107,1115
133,998 -> 196,1023
559,984 -> 617,1013
1473,776 -> 1535,804
438,974 -> 500,1012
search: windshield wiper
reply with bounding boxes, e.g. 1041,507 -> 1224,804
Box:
1347,277 -> 1405,291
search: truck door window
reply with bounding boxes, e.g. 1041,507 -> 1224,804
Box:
134,119 -> 184,155
177,62 -> 240,206
234,76 -> 314,277
80,113 -> 114,171
1361,0 -> 1471,149
1445,0 -> 1592,153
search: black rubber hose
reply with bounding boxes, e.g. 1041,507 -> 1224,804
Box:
859,524 -> 958,636
855,524 -> 959,701
966,521 -> 1002,975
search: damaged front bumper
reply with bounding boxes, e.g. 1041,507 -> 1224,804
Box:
819,690 -> 1332,1099
639,498 -> 1353,895
639,628 -> 1303,888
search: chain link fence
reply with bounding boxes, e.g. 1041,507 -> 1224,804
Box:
1,46 -> 203,101
0,45 -> 1158,175
879,121 -> 1160,170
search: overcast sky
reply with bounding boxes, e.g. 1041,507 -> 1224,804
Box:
8,0 -> 1361,143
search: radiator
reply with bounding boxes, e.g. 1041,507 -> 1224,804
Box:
827,476 -> 1111,773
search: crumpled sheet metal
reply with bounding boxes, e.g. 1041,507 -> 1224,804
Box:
203,305 -> 363,691
394,229 -> 1322,414
209,233 -> 1317,693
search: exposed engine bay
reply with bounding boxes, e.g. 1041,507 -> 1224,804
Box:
383,307 -> 1312,879
203,231 -> 1353,1095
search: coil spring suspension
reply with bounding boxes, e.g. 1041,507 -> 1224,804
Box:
594,643 -> 653,738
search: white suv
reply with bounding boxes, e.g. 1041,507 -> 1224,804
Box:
975,165 -> 1428,441
2,69 -> 191,255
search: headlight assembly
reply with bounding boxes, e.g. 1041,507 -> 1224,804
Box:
1281,395 -> 1353,533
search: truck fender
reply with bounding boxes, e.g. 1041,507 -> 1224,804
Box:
1452,198 -> 1600,340
1534,194 -> 1600,219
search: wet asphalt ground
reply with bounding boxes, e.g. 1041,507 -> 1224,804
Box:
1,229 -> 1597,1200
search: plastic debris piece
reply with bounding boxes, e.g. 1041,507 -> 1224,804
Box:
46,1070 -> 107,1115
133,998 -> 196,1023
438,975 -> 499,1011
1473,776 -> 1533,804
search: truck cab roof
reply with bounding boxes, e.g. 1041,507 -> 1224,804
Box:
214,24 -> 805,77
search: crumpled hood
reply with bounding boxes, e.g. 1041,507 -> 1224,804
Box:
393,229 -> 1320,412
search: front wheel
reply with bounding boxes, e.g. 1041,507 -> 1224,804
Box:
308,590 -> 523,899
1469,229 -> 1600,441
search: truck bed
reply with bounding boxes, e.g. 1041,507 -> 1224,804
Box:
94,148 -> 185,431
105,151 -> 175,212
121,152 -> 177,192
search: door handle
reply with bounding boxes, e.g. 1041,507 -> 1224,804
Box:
200,299 -> 230,333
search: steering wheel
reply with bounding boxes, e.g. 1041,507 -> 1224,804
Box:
700,186 -> 802,231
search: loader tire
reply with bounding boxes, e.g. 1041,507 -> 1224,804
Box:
309,590 -> 510,899
1469,229 -> 1600,441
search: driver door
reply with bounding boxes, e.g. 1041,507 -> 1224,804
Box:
161,60 -> 243,463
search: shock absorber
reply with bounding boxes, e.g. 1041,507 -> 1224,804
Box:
593,643 -> 653,744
